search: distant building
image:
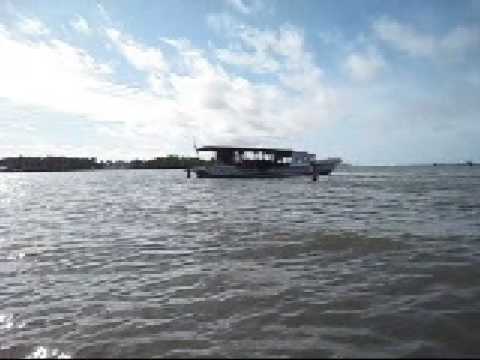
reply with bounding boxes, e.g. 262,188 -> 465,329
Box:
103,160 -> 130,169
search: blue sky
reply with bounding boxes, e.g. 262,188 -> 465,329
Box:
0,0 -> 479,164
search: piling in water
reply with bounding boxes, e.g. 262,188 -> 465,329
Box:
312,165 -> 318,181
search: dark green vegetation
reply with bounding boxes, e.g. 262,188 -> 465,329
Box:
0,155 -> 209,171
0,156 -> 101,172
129,155 -> 209,169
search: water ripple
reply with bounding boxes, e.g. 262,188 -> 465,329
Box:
1,167 -> 479,357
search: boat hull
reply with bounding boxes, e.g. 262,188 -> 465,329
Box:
196,172 -> 291,178
194,166 -> 293,178
193,159 -> 340,178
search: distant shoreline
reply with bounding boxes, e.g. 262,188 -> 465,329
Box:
0,167 -> 190,173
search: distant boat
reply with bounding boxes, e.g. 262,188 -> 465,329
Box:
192,145 -> 342,178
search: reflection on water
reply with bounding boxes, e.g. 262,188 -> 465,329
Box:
26,346 -> 71,359
0,167 -> 479,358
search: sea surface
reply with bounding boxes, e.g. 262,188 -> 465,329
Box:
1,166 -> 479,358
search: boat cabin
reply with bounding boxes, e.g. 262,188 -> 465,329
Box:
196,146 -> 294,169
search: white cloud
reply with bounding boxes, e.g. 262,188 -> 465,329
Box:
373,17 -> 435,57
0,26 -> 173,136
106,28 -> 172,96
344,48 -> 386,81
225,0 -> 267,15
206,12 -> 241,35
226,0 -> 251,14
208,16 -> 314,75
0,15 -> 349,159
215,47 -> 280,73
96,3 -> 112,23
373,16 -> 480,60
206,18 -> 346,140
440,25 -> 480,56
1,9 -> 477,164
17,17 -> 50,36
70,16 -> 91,35
106,28 -> 169,73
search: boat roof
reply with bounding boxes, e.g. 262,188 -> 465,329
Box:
196,145 -> 292,153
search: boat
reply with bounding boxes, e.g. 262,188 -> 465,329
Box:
192,145 -> 341,178
433,161 -> 476,167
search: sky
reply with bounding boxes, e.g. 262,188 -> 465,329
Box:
0,0 -> 479,164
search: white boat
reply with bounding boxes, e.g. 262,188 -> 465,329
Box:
192,146 -> 341,178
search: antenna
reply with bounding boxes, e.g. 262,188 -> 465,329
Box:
193,136 -> 198,154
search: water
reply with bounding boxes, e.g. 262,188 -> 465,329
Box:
1,166 -> 479,358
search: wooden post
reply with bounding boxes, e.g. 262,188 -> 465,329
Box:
312,165 -> 318,182
187,167 -> 191,178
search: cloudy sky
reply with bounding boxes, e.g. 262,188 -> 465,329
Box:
0,0 -> 479,164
